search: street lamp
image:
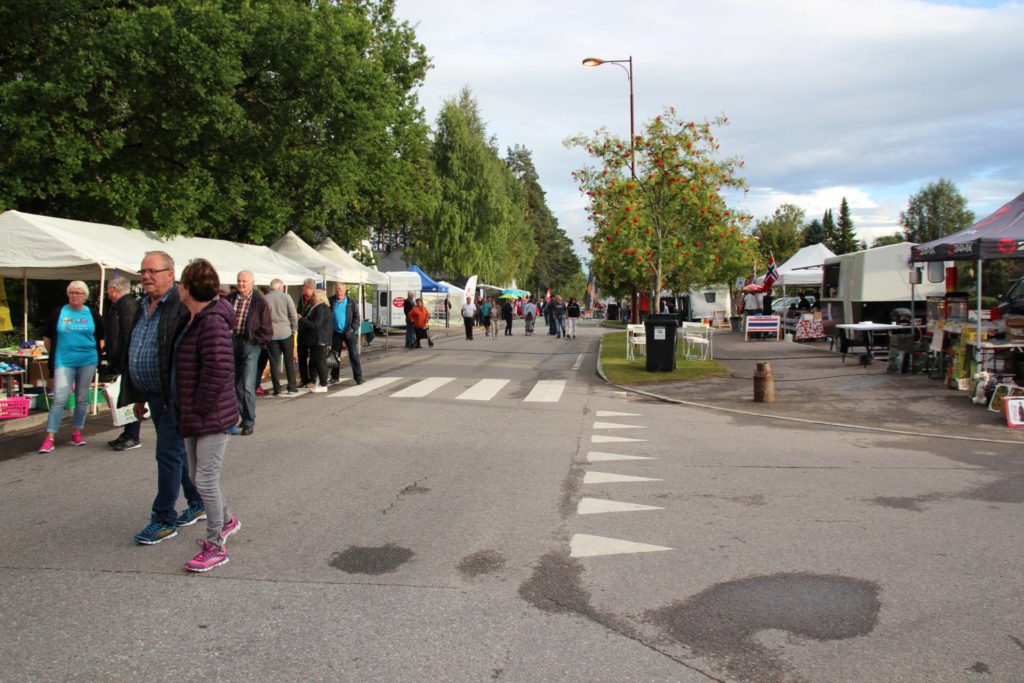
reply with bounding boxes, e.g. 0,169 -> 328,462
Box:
582,55 -> 635,178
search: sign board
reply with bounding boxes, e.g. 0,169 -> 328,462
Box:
653,326 -> 666,341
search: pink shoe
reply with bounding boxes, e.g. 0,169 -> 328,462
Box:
221,516 -> 241,544
183,540 -> 229,573
38,437 -> 55,453
71,430 -> 86,447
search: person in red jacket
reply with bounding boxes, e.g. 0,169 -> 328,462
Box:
174,258 -> 241,572
407,298 -> 433,348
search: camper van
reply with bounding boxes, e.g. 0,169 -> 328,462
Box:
374,271 -> 421,329
819,242 -> 946,337
683,285 -> 732,321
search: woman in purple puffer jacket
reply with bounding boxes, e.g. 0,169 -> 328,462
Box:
173,258 -> 241,573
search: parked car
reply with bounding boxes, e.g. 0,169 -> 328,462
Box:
772,295 -> 816,313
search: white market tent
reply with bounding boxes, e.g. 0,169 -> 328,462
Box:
270,231 -> 351,284
776,243 -> 835,288
315,238 -> 388,285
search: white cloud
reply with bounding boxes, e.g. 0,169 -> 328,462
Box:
396,0 -> 1024,261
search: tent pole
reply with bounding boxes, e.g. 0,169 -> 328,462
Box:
93,266 -> 106,416
358,282 -> 363,353
22,269 -> 28,340
977,258 -> 983,366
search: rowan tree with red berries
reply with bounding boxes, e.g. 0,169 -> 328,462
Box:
568,109 -> 755,307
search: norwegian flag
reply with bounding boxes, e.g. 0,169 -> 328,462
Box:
762,252 -> 778,291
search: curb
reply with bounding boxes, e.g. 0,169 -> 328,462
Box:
594,332 -> 1023,446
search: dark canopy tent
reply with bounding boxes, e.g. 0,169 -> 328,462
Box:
911,192 -> 1024,262
408,264 -> 448,293
909,192 -> 1024,350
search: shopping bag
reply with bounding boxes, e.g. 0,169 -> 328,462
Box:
103,375 -> 141,427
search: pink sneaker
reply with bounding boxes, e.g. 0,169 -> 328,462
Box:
38,437 -> 55,453
183,540 -> 229,573
71,430 -> 86,447
221,516 -> 241,544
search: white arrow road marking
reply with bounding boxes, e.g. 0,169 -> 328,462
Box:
577,498 -> 664,515
523,379 -> 566,402
591,434 -> 646,443
391,377 -> 455,398
456,378 -> 510,401
587,451 -> 653,462
570,534 -> 673,558
592,421 -> 642,430
583,471 -> 662,484
595,411 -> 642,417
330,376 -> 402,397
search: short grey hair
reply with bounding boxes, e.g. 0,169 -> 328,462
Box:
67,280 -> 89,295
143,250 -> 175,273
303,278 -> 317,289
108,277 -> 131,294
270,278 -> 285,291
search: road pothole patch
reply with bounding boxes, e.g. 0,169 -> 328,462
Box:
329,543 -> 414,575
457,549 -> 506,578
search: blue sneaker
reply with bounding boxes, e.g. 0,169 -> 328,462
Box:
175,501 -> 207,527
227,425 -> 240,435
134,519 -> 178,545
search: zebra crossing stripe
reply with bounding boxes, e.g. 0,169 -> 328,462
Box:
586,451 -> 653,462
330,376 -> 402,397
391,377 -> 456,398
592,421 -> 642,430
577,498 -> 664,514
456,378 -> 510,401
570,534 -> 672,558
583,471 -> 661,484
523,379 -> 566,402
596,410 -> 642,417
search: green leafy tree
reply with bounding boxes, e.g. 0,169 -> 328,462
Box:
506,145 -> 583,295
835,197 -> 859,254
872,233 -> 905,248
900,178 -> 975,243
802,218 -> 826,246
753,203 -> 805,265
568,109 -> 755,302
0,0 -> 432,246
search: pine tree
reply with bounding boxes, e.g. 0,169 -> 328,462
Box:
802,219 -> 825,247
822,210 -> 838,252
836,197 -> 859,254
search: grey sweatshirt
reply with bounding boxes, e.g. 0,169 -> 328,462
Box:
265,290 -> 298,340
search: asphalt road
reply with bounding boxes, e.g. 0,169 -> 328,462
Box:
1,320 -> 1022,681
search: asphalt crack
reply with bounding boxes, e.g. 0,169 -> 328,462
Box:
381,476 -> 431,515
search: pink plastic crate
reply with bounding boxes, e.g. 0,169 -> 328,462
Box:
0,396 -> 30,419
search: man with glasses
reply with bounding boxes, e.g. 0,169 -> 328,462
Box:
118,251 -> 205,544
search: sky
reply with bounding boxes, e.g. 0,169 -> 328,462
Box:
394,0 -> 1024,264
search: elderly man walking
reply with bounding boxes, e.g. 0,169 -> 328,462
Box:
118,251 -> 205,545
104,276 -> 142,451
264,278 -> 299,396
329,283 -> 365,385
226,271 -> 272,435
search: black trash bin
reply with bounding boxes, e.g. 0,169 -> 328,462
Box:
644,315 -> 678,372
607,303 -> 619,322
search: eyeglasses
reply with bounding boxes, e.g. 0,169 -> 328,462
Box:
140,268 -> 170,276
68,291 -> 87,296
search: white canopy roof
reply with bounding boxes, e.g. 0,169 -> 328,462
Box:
0,210 -> 145,280
0,210 -> 317,285
315,238 -> 388,285
776,243 -> 835,287
270,231 -> 351,284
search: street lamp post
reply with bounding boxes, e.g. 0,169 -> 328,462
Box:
582,55 -> 635,178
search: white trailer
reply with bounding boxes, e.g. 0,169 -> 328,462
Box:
374,271 -> 421,329
819,242 -> 946,334
684,285 -> 732,321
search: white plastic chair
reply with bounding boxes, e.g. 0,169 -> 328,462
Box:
626,324 -> 647,361
681,322 -> 713,360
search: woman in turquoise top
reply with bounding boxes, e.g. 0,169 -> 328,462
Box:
39,281 -> 105,453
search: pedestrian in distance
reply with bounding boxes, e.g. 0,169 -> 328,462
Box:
329,283 -> 365,384
296,279 -> 318,388
481,297 -> 493,337
408,297 -> 433,348
174,258 -> 241,573
461,296 -> 476,340
404,291 -> 416,349
443,294 -> 451,328
298,288 -> 333,393
487,297 -> 501,341
38,281 -> 106,453
103,277 -> 142,451
263,278 -> 299,396
566,297 -> 582,339
523,297 -> 537,336
226,271 -> 272,436
553,295 -> 568,339
118,251 -> 205,545
501,298 -> 514,336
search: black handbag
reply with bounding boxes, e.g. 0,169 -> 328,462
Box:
325,349 -> 340,371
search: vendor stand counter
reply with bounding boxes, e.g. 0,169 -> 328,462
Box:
834,322 -> 911,362
0,348 -> 50,393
